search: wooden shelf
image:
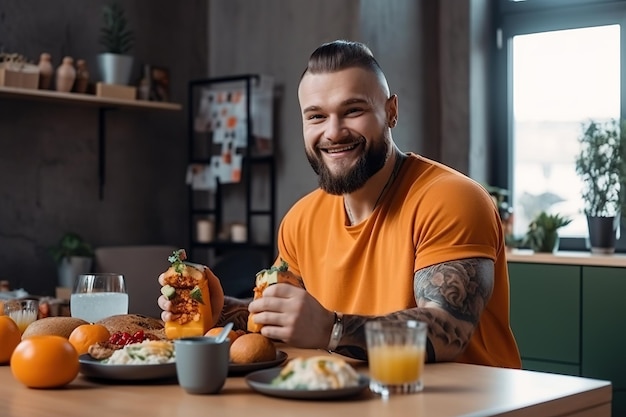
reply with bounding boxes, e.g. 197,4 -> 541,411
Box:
0,85 -> 182,111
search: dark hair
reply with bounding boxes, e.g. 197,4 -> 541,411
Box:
301,40 -> 386,81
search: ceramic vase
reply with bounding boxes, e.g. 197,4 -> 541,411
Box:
587,216 -> 617,254
57,256 -> 93,289
74,59 -> 89,94
56,56 -> 76,93
97,53 -> 134,85
37,52 -> 54,90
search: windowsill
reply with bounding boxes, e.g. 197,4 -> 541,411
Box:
506,248 -> 626,267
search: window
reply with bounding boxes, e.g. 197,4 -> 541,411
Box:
493,0 -> 626,251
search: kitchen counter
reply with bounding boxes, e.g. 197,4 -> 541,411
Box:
507,249 -> 626,267
0,346 -> 612,417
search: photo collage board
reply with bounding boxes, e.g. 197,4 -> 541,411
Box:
187,76 -> 274,191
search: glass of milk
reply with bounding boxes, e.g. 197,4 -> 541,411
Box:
70,273 -> 128,323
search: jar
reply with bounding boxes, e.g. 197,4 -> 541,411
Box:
37,53 -> 54,90
74,59 -> 89,94
56,56 -> 76,93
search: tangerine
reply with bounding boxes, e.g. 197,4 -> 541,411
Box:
11,335 -> 79,388
68,323 -> 111,355
205,326 -> 240,346
0,316 -> 22,364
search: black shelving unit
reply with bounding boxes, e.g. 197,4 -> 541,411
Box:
187,75 -> 276,270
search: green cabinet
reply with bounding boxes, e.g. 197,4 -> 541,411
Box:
509,260 -> 626,417
582,266 -> 626,389
509,263 -> 581,373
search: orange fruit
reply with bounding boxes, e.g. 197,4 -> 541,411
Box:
205,326 -> 240,346
0,316 -> 22,364
68,323 -> 111,355
11,335 -> 79,388
229,333 -> 276,364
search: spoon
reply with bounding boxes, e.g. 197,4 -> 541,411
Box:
214,322 -> 234,344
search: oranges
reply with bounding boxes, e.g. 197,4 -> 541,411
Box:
0,315 -> 22,364
68,323 -> 111,355
205,326 -> 240,346
230,333 -> 276,364
11,335 -> 79,388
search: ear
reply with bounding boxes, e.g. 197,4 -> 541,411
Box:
386,94 -> 398,128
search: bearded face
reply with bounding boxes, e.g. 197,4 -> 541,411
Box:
306,130 -> 389,195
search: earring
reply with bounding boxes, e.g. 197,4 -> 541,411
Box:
388,118 -> 397,128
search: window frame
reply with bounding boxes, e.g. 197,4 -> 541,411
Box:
492,0 -> 626,252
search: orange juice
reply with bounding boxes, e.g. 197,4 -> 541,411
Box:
368,344 -> 425,384
7,310 -> 37,333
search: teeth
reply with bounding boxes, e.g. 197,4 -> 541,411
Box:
326,144 -> 357,153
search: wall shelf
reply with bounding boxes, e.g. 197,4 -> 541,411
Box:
0,86 -> 182,110
0,86 -> 182,198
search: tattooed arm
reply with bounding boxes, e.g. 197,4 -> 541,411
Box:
216,296 -> 252,331
334,258 -> 494,362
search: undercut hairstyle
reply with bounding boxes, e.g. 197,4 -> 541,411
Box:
300,39 -> 387,87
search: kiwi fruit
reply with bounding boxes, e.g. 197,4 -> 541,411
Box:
21,316 -> 89,339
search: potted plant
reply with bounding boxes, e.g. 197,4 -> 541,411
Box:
523,211 -> 572,253
97,2 -> 134,85
575,118 -> 626,254
49,232 -> 95,289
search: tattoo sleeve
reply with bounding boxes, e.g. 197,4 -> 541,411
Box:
334,258 -> 494,363
216,296 -> 252,331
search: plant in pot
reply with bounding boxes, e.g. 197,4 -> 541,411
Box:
97,2 -> 134,85
523,211 -> 572,253
575,118 -> 626,254
49,232 -> 95,289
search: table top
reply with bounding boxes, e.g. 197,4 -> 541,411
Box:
0,346 -> 611,417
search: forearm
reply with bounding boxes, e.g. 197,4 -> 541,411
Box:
216,296 -> 252,331
333,309 -> 442,363
335,258 -> 493,363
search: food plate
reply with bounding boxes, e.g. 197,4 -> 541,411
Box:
229,350 -> 288,374
79,354 -> 177,381
245,367 -> 369,400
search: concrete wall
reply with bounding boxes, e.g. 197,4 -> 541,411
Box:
0,0 -> 492,296
0,0 -> 207,295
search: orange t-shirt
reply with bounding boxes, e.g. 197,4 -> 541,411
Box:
276,153 -> 521,369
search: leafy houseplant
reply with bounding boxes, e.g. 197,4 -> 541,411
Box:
523,212 -> 572,253
49,232 -> 94,263
99,3 -> 134,55
97,2 -> 135,85
575,119 -> 626,253
49,232 -> 94,288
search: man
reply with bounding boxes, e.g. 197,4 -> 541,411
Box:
160,39 -> 521,368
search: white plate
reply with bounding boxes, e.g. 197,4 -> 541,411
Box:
79,354 -> 177,381
246,368 -> 370,400
229,350 -> 288,374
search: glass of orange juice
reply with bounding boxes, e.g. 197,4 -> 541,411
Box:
4,299 -> 39,334
365,320 -> 428,396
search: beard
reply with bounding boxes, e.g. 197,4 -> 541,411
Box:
306,133 -> 389,195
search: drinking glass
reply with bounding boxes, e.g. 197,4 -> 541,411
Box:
4,299 -> 39,334
70,273 -> 128,323
365,319 -> 428,396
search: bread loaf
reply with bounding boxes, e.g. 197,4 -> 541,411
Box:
96,314 -> 166,340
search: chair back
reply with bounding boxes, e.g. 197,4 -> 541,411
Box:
94,245 -> 177,319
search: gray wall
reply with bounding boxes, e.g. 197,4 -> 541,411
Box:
0,0 -> 492,296
0,0 -> 207,295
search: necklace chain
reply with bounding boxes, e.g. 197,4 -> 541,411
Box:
345,152 -> 405,226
